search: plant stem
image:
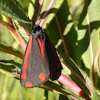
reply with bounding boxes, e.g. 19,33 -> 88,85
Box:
40,0 -> 54,27
0,19 -> 26,50
58,74 -> 91,100
35,0 -> 44,24
62,60 -> 93,93
55,16 -> 68,56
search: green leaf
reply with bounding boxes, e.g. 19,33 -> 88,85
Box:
93,90 -> 100,100
43,81 -> 84,99
82,0 -> 100,25
65,0 -> 93,69
28,0 -> 39,22
72,0 -> 100,92
0,43 -> 23,59
0,59 -> 21,73
45,0 -> 91,95
68,0 -> 100,69
67,0 -> 100,96
0,66 -> 18,78
59,94 -> 69,100
67,0 -> 85,24
0,0 -> 31,23
81,0 -> 100,69
14,20 -> 29,42
91,49 -> 100,91
40,0 -> 64,28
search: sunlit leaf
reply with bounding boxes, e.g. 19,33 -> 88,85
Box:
0,43 -> 23,59
0,0 -> 31,23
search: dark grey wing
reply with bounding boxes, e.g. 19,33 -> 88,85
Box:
20,35 -> 50,87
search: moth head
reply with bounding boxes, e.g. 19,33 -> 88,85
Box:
33,25 -> 42,32
33,24 -> 45,39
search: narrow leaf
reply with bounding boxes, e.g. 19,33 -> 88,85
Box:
91,48 -> 100,91
0,59 -> 21,73
0,0 -> 30,23
43,81 -> 83,99
0,43 -> 23,59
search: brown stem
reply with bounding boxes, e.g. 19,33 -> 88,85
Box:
86,13 -> 93,66
55,16 -> 68,56
35,0 -> 44,24
20,23 -> 31,35
0,19 -> 26,50
40,0 -> 54,27
0,46 -> 23,59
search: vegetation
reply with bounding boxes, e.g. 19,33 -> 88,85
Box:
0,0 -> 100,100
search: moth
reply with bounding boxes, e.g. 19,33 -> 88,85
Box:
20,25 -> 62,87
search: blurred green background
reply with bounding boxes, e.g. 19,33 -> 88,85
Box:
0,0 -> 93,100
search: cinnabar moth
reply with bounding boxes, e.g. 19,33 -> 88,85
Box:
20,25 -> 62,87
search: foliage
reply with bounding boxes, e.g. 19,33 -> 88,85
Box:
0,0 -> 100,100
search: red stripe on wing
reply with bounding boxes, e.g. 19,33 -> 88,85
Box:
21,35 -> 32,80
37,39 -> 45,63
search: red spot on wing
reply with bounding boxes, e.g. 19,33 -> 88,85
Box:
37,39 -> 45,63
39,73 -> 45,81
25,82 -> 33,87
21,35 -> 32,80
